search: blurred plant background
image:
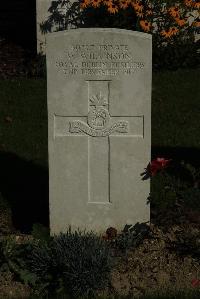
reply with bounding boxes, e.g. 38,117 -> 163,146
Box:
39,0 -> 200,70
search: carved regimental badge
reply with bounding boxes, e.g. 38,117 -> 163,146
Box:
69,93 -> 128,137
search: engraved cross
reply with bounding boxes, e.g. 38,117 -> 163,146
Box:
55,80 -> 144,204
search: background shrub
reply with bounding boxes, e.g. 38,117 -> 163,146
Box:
149,161 -> 200,213
153,36 -> 200,70
40,0 -> 200,70
0,237 -> 37,286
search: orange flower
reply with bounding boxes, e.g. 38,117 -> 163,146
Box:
170,27 -> 179,35
161,27 -> 179,38
103,0 -> 112,6
140,20 -> 151,32
184,0 -> 194,7
136,10 -> 144,18
119,0 -> 130,9
107,2 -> 119,13
175,18 -> 186,26
80,0 -> 90,8
91,0 -> 102,7
194,2 -> 200,8
132,0 -> 143,12
192,21 -> 200,27
161,30 -> 171,38
169,6 -> 180,18
146,9 -> 153,16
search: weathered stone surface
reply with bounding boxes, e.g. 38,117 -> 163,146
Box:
47,28 -> 151,234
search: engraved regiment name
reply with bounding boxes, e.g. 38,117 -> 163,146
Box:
55,43 -> 145,76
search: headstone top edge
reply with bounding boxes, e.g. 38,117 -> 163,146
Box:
46,28 -> 152,41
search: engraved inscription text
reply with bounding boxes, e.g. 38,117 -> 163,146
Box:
55,43 -> 145,76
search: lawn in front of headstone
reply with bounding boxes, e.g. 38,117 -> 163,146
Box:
0,79 -> 47,166
152,69 -> 200,152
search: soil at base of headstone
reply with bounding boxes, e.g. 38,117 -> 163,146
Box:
101,206 -> 199,298
106,223 -> 200,298
0,271 -> 31,299
0,207 -> 199,299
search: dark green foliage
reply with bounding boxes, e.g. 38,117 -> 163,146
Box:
153,37 -> 200,71
40,0 -> 82,33
40,0 -> 138,33
149,161 -> 200,213
80,6 -> 137,31
29,229 -> 111,297
180,187 -> 200,211
31,223 -> 50,242
113,223 -> 150,254
0,237 -> 37,286
149,171 -> 183,211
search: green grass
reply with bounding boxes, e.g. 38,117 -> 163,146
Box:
0,68 -> 199,167
152,68 -> 200,149
0,79 -> 47,167
0,70 -> 199,298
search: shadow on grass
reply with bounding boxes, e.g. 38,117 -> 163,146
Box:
0,146 -> 199,234
0,151 -> 49,233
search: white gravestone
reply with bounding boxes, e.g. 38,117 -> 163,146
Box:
47,28 -> 152,234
